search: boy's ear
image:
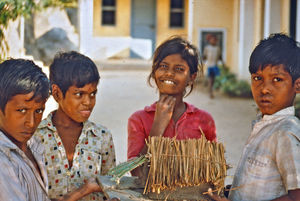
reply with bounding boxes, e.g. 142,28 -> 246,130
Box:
51,84 -> 63,101
295,78 -> 300,93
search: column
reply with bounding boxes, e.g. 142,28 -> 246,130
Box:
296,0 -> 300,42
78,0 -> 94,54
187,0 -> 194,42
264,0 -> 271,38
238,0 -> 245,78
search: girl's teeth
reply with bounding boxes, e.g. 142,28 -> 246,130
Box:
164,80 -> 174,84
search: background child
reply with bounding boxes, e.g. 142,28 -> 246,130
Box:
210,33 -> 300,201
127,36 -> 217,179
203,34 -> 223,99
34,51 -> 116,201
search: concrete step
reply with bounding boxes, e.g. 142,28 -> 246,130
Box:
95,59 -> 152,71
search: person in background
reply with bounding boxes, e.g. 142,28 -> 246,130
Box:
203,34 -> 223,99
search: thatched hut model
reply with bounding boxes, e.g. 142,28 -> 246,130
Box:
108,135 -> 227,200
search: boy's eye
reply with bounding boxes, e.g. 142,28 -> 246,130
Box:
90,92 -> 96,97
17,109 -> 27,113
273,77 -> 282,82
253,76 -> 261,81
36,109 -> 44,114
75,92 -> 82,97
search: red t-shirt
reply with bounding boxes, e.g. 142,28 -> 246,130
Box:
127,102 -> 217,159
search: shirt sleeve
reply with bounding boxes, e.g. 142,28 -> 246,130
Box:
100,130 -> 116,175
198,111 -> 217,142
0,153 -> 27,201
127,113 -> 147,159
275,131 -> 300,191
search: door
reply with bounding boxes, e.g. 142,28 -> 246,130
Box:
130,0 -> 156,58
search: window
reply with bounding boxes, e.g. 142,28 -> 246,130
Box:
170,0 -> 184,27
101,0 -> 116,25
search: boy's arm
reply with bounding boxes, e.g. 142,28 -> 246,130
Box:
52,178 -> 119,201
271,189 -> 300,201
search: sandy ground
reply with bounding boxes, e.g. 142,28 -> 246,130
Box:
83,69 -> 257,184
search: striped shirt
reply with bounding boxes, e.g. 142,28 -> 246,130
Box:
0,131 -> 49,201
229,107 -> 300,200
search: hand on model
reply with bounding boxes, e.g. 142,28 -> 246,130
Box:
208,188 -> 230,201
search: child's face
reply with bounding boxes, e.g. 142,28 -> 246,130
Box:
154,53 -> 195,96
0,92 -> 45,147
251,65 -> 296,115
56,82 -> 97,123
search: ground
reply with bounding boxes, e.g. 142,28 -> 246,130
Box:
85,69 -> 258,184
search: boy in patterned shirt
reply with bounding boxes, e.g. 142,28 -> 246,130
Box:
34,51 -> 116,201
0,58 -> 116,201
209,34 -> 300,200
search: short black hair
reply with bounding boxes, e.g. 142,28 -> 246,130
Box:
148,36 -> 202,95
0,59 -> 50,112
249,33 -> 300,82
49,51 -> 100,96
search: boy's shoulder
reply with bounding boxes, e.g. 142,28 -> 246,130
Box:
267,115 -> 300,141
84,120 -> 112,137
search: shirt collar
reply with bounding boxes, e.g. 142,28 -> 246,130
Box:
38,111 -> 99,137
0,131 -> 44,158
144,102 -> 197,113
255,106 -> 295,122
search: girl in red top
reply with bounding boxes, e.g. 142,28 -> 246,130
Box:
127,36 -> 217,178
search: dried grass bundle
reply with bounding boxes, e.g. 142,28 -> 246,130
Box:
144,134 -> 226,195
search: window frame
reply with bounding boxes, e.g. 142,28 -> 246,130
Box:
169,0 -> 185,28
101,0 -> 117,26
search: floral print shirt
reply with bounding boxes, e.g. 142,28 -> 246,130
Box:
34,112 -> 116,201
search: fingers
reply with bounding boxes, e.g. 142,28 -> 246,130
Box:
158,95 -> 176,108
207,188 -> 230,201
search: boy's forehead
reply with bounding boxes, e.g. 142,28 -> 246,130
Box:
68,82 -> 98,90
257,64 -> 289,73
9,92 -> 46,103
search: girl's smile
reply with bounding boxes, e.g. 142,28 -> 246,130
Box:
154,53 -> 195,97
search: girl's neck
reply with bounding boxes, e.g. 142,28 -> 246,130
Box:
52,109 -> 82,129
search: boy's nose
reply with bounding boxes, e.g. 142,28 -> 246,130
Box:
261,81 -> 272,94
82,96 -> 92,106
25,114 -> 35,129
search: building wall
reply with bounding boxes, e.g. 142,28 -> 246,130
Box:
192,0 -> 236,72
281,0 -> 290,33
156,0 -> 188,47
93,0 -> 131,36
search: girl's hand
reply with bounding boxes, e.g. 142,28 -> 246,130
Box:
149,95 -> 176,137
